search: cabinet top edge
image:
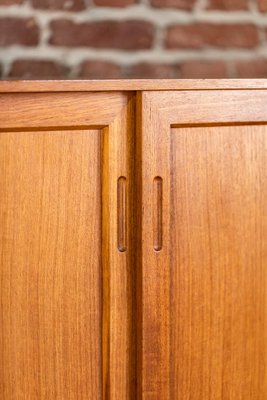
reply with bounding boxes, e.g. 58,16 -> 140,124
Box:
1,79 -> 267,92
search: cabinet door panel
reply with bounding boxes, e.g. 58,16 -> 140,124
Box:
0,93 -> 136,400
170,125 -> 267,400
138,91 -> 267,400
0,130 -> 102,399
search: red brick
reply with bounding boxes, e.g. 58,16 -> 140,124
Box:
9,60 -> 69,79
94,0 -> 137,6
165,23 -> 259,49
206,0 -> 248,10
1,0 -> 24,4
32,0 -> 85,11
128,63 -> 177,78
259,0 -> 267,11
0,18 -> 39,46
150,0 -> 195,10
235,59 -> 267,77
180,61 -> 227,78
50,20 -> 154,50
79,61 -> 122,79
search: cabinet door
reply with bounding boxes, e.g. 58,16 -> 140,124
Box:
0,92 -> 135,399
138,90 -> 267,399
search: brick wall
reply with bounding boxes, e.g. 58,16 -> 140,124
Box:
0,0 -> 267,79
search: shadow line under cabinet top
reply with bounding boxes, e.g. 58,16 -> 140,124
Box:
1,79 -> 267,92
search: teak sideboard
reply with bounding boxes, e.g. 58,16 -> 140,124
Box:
0,79 -> 267,400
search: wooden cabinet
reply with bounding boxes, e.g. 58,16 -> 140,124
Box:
0,80 -> 267,399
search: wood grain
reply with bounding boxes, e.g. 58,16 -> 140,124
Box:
138,90 -> 267,399
0,92 -> 127,129
1,79 -> 267,92
0,130 -> 102,399
2,83 -> 267,400
101,93 -> 136,400
0,91 -> 136,399
137,91 -> 172,399
146,90 -> 267,125
171,124 -> 267,400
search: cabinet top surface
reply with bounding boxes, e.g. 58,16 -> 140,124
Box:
1,79 -> 267,92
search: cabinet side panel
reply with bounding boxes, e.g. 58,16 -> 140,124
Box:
0,130 -> 102,400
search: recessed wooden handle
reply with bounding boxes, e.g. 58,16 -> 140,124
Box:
153,176 -> 163,251
117,176 -> 127,252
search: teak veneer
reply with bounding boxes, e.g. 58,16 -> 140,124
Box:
0,79 -> 267,400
